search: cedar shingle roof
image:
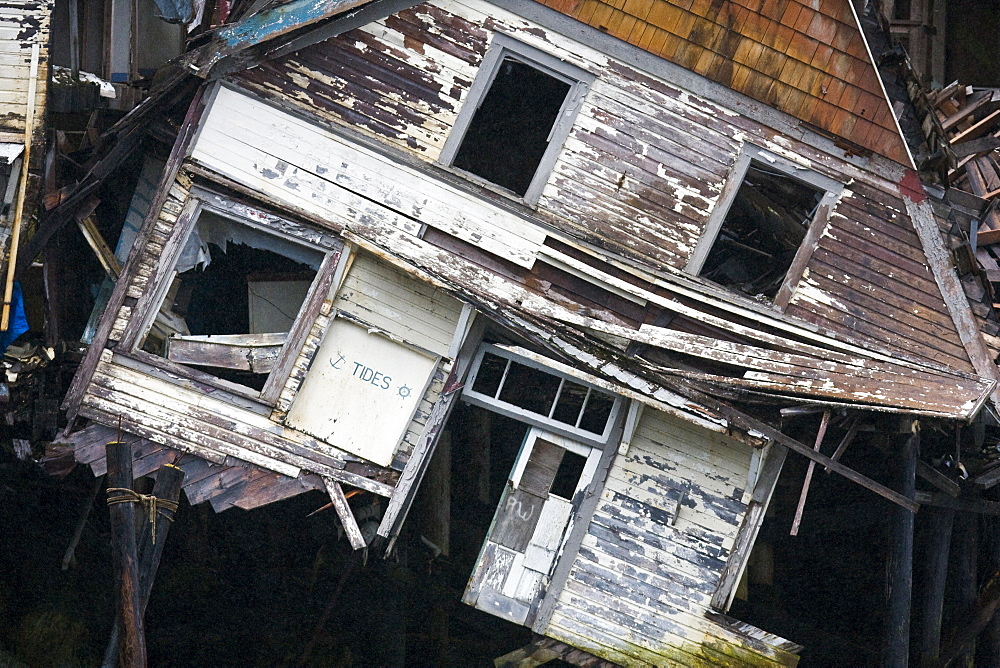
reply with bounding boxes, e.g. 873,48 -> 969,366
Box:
536,0 -> 911,165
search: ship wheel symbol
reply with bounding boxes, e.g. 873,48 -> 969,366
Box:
398,385 -> 412,398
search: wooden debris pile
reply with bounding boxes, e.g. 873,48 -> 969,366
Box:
925,83 -> 1000,345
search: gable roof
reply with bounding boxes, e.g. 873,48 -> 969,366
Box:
534,0 -> 912,166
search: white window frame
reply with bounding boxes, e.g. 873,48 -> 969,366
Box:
462,344 -> 623,445
439,34 -> 594,206
685,145 -> 843,309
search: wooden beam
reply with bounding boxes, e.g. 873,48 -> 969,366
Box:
323,478 -> 366,550
824,418 -> 858,472
918,460 -> 962,497
790,410 -> 831,535
883,429 -> 917,668
916,491 -> 1000,516
104,441 -> 147,668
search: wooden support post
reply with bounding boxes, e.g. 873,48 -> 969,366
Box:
790,410 -> 830,536
949,511 -> 979,667
918,506 -> 955,667
104,441 -> 146,668
883,428 -> 918,668
102,464 -> 184,668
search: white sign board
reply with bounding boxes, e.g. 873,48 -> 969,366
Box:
286,317 -> 438,466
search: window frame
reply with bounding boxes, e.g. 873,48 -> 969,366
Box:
685,145 -> 843,309
462,344 -> 623,445
438,34 -> 594,206
119,186 -> 345,406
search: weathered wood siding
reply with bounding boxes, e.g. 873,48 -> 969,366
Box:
78,171 -> 464,497
231,0 -> 973,372
0,0 -> 52,158
542,408 -> 799,667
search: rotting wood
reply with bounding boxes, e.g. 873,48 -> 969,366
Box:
104,440 -> 146,668
103,463 -> 184,668
323,478 -> 367,550
918,460 -> 961,497
919,506 -> 955,668
790,410 -> 830,536
883,427 -> 917,668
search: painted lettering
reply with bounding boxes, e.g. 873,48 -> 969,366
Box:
504,495 -> 536,522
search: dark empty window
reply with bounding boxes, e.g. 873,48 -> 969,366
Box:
139,209 -> 324,390
452,58 -> 571,197
550,449 -> 587,500
698,162 -> 824,300
441,37 -> 592,204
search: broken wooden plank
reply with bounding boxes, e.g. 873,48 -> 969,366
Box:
917,460 -> 962,497
323,478 -> 366,550
790,410 -> 830,536
165,332 -> 286,373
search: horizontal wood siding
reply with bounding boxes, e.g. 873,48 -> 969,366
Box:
543,408 -> 799,666
333,251 -> 463,357
0,0 -> 51,156
230,0 -> 973,372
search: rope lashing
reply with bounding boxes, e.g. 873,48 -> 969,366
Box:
107,488 -> 179,543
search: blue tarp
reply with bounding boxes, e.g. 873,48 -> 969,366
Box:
0,281 -> 29,353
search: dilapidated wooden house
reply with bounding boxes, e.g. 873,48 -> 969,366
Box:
49,0 -> 1000,664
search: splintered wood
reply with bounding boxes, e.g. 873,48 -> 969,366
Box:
932,84 -> 1000,247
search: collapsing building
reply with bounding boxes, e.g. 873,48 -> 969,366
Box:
14,0 -> 1000,664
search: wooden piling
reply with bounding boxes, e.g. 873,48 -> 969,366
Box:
105,441 -> 146,668
918,506 -> 955,667
883,429 -> 917,668
103,463 -> 184,668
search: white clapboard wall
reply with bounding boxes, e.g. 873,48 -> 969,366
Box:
189,85 -> 547,269
542,407 -> 799,666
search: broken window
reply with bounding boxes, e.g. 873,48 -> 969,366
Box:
687,147 -> 841,305
133,194 -> 342,398
440,35 -> 592,204
464,345 -> 621,443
